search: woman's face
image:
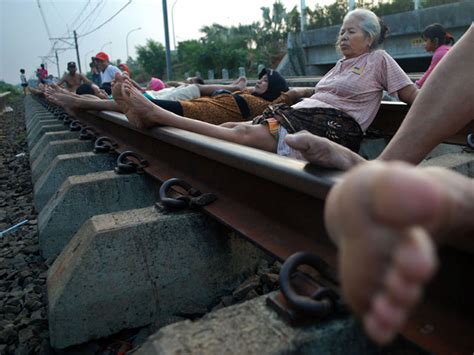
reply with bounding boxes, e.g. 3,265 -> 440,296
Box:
338,16 -> 373,59
423,37 -> 438,52
253,74 -> 269,95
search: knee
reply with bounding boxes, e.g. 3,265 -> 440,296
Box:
231,124 -> 253,144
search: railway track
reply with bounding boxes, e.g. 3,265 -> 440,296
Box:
25,94 -> 474,353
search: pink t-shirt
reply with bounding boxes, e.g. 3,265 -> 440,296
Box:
415,44 -> 451,88
293,50 -> 413,131
38,68 -> 48,80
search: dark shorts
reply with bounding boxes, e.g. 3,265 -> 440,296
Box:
101,82 -> 112,95
253,103 -> 364,152
21,83 -> 28,87
149,99 -> 184,116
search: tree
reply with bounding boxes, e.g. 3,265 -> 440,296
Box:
135,39 -> 166,79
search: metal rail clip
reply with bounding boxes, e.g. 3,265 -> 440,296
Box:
114,151 -> 148,174
93,136 -> 118,153
79,127 -> 98,141
69,120 -> 82,132
267,251 -> 348,326
466,133 -> 474,151
53,108 -> 64,118
58,113 -> 68,121
63,115 -> 72,125
157,178 -> 217,210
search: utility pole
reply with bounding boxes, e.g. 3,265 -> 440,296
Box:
348,0 -> 355,10
55,50 -> 60,78
73,30 -> 82,73
300,0 -> 307,32
162,0 -> 173,80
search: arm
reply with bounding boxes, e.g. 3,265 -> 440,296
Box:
397,84 -> 418,105
56,75 -> 66,87
286,87 -> 315,104
81,74 -> 92,85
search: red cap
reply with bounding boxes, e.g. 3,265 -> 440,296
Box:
118,63 -> 129,73
95,52 -> 109,61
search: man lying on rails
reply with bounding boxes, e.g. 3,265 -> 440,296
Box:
45,69 -> 313,125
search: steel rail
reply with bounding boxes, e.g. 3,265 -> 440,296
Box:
372,102 -> 474,145
61,107 -> 473,353
76,109 -> 340,264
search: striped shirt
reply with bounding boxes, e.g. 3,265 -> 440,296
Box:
293,50 -> 413,131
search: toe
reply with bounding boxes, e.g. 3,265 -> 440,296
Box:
363,312 -> 397,345
395,227 -> 438,283
385,268 -> 421,307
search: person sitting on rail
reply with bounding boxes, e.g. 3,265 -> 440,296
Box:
284,22 -> 473,171
56,61 -> 92,93
415,23 -> 455,89
94,52 -> 122,95
104,9 -> 417,158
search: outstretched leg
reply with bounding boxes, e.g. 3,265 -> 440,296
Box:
325,161 -> 474,344
115,74 -> 277,152
45,90 -> 121,112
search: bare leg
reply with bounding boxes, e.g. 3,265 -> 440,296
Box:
380,23 -> 474,163
45,91 -> 121,112
325,161 -> 474,344
115,74 -> 277,152
196,76 -> 248,96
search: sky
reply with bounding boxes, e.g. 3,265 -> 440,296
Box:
0,0 -> 335,85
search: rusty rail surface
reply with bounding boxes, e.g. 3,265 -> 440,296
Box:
36,98 -> 474,353
372,101 -> 474,145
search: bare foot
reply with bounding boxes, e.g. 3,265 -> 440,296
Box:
118,75 -> 167,130
231,76 -> 247,91
324,161 -> 474,344
285,131 -> 365,170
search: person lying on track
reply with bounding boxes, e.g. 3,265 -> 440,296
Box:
284,22 -> 474,170
101,9 -> 416,159
44,69 -> 311,125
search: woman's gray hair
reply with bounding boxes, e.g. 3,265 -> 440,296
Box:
344,9 -> 386,49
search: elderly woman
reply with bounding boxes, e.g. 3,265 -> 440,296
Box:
107,9 -> 418,159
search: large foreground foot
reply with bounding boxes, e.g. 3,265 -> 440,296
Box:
325,162 -> 474,344
285,131 -> 365,170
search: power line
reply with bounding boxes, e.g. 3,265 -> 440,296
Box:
75,0 -> 103,32
82,0 -> 108,33
36,0 -> 53,39
69,0 -> 92,29
79,0 -> 132,38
